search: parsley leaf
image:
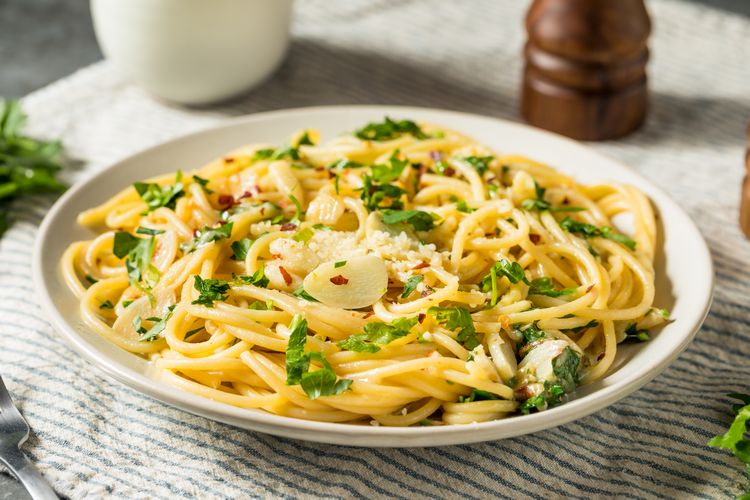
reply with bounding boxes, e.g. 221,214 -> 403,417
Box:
191,276 -> 230,307
456,200 -> 476,213
624,323 -> 650,342
334,261 -> 347,268
371,152 -> 408,183
135,226 -> 165,236
328,158 -> 366,170
180,222 -> 233,253
192,175 -> 213,194
360,175 -> 405,211
528,277 -> 576,297
709,394 -> 750,496
99,300 -> 114,310
233,267 -> 269,288
514,323 -> 546,349
293,286 -> 319,302
337,317 -> 419,353
134,172 -> 184,213
136,305 -> 175,341
113,232 -> 158,286
230,238 -> 253,260
428,306 -> 479,349
285,314 -> 353,399
294,131 -> 315,147
401,275 -> 424,299
480,259 -> 530,305
519,381 -> 567,414
552,346 -> 581,392
355,117 -> 427,141
381,209 -> 437,231
458,388 -> 500,403
462,156 -> 494,176
288,194 -> 303,223
293,227 -> 314,243
560,217 -> 636,250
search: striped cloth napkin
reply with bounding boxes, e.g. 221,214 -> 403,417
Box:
3,0 -> 750,497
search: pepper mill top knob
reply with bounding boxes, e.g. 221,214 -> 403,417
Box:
522,0 -> 652,141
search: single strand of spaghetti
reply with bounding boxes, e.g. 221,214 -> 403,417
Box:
576,324 -> 601,350
178,369 -> 223,389
443,400 -> 517,415
413,184 -> 471,204
220,324 -> 287,351
158,367 -> 282,408
278,406 -> 365,423
346,381 -> 425,400
428,331 -> 469,360
326,344 -> 435,364
347,356 -> 468,382
440,370 -> 514,399
507,288 -> 597,324
373,398 -> 444,427
583,319 -> 618,382
62,242 -> 88,298
399,373 -> 463,401
156,357 -> 247,371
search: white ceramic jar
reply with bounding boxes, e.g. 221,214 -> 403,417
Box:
90,0 -> 293,105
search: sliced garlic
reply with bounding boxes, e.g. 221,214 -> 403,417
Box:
486,331 -> 518,383
302,254 -> 388,309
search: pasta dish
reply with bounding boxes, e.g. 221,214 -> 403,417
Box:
62,118 -> 667,426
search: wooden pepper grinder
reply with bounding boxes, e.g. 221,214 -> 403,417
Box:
740,123 -> 750,238
521,0 -> 651,141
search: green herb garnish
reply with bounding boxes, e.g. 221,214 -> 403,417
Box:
180,222 -> 233,254
230,238 -> 253,261
337,317 -> 419,353
560,217 -> 636,250
623,323 -> 650,342
292,286 -> 318,302
134,172 -> 184,214
191,276 -> 230,307
401,275 -> 424,299
462,156 -> 494,176
456,200 -> 475,213
709,394 -> 750,496
99,300 -> 114,310
113,232 -> 158,286
458,388 -> 500,403
528,277 -> 576,297
233,267 -> 270,288
285,315 -> 353,399
427,306 -> 479,349
355,117 -> 427,141
381,209 -> 437,231
192,175 -> 213,194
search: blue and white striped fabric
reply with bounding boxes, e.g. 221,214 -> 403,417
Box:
3,0 -> 750,497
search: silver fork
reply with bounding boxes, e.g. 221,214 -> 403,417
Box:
0,375 -> 57,500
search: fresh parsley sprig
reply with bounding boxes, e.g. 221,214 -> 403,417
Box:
0,99 -> 67,237
113,232 -> 159,287
480,259 -> 530,306
337,317 -> 419,353
180,222 -> 233,253
381,209 -> 437,231
285,315 -> 353,399
521,181 -> 585,213
192,276 -> 230,307
134,172 -> 184,214
428,306 -> 479,349
560,217 -> 636,251
709,393 -> 750,496
528,277 -> 576,298
355,117 -> 428,141
401,275 -> 424,299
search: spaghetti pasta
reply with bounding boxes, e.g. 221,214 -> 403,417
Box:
63,118 -> 667,426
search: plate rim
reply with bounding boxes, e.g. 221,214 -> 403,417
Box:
31,104 -> 715,447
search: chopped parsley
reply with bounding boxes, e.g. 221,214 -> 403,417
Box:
528,277 -> 576,297
553,346 -> 581,392
355,117 -> 427,141
293,227 -> 314,243
134,172 -> 184,213
560,217 -> 636,250
233,267 -> 270,288
180,222 -> 233,253
521,181 -> 585,213
371,152 -> 408,183
708,394 -> 750,496
285,315 -> 353,399
334,261 -> 347,268
99,300 -> 114,310
480,259 -> 530,306
458,388 -> 500,403
192,175 -> 213,194
360,175 -> 405,211
293,286 -> 318,302
230,238 -> 253,260
456,200 -> 475,213
288,194 -> 303,223
519,381 -> 566,414
381,209 -> 437,231
135,226 -> 165,236
401,275 -> 424,299
84,274 -> 98,284
462,156 -> 494,176
113,232 -> 158,286
134,305 -> 175,342
624,323 -> 650,342
191,276 -> 230,307
294,131 -> 315,147
337,317 -> 419,353
569,320 -> 599,334
328,158 -> 366,170
514,322 -> 546,348
427,306 -> 479,349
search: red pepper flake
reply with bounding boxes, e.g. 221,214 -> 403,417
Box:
327,170 -> 337,179
271,253 -> 281,260
412,262 -> 429,270
443,167 -> 455,177
280,222 -> 297,231
597,352 -> 605,361
562,197 -> 570,205
224,156 -> 235,163
362,311 -> 375,319
279,266 -> 293,285
315,166 -> 325,172
529,234 -> 541,244
421,287 -> 435,297
218,194 -> 235,207
586,284 -> 595,293
418,313 -> 426,324
330,275 -> 349,285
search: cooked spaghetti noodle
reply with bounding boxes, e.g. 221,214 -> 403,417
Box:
63,118 -> 667,426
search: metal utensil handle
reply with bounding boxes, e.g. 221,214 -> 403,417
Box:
0,446 -> 57,500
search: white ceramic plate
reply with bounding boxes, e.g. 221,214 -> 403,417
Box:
33,106 -> 713,447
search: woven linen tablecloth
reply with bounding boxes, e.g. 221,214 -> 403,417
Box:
3,0 -> 750,498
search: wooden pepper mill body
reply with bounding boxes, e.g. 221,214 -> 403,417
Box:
522,0 -> 651,141
740,123 -> 750,238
